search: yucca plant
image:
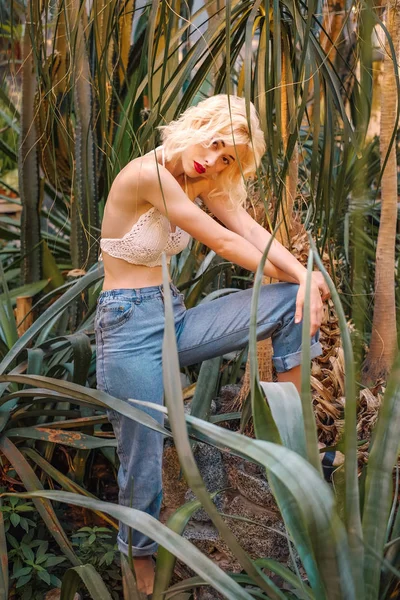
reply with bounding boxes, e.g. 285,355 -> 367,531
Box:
8,0 -> 359,263
0,248 -> 399,599
6,0 -> 395,374
0,254 -> 251,597
2,0 -> 396,356
1,0 -> 399,598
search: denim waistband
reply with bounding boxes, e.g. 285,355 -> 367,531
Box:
98,282 -> 181,304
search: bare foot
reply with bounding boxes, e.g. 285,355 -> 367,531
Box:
133,556 -> 155,596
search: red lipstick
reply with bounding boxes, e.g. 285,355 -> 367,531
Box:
194,161 -> 205,174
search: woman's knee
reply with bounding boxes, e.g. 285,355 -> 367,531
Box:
259,282 -> 299,323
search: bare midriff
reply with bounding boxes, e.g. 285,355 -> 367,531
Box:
102,255 -> 166,290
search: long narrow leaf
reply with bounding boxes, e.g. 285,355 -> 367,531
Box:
259,382 -> 307,459
6,426 -> 117,449
120,553 -> 144,600
7,490 -> 256,600
300,251 -> 322,472
0,437 -> 79,566
161,255 -> 286,600
310,236 -> 364,595
153,497 -> 208,600
183,414 -> 356,598
60,564 -> 113,600
0,375 -> 169,436
248,227 -> 281,444
189,357 -> 221,421
362,354 -> 400,599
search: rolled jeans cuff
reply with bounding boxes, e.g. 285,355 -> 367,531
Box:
117,534 -> 158,558
273,340 -> 323,373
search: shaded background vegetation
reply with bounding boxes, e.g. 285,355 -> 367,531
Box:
0,0 -> 399,599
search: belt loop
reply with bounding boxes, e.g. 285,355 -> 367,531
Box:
134,289 -> 141,305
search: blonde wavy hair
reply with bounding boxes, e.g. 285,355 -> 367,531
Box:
158,95 -> 266,206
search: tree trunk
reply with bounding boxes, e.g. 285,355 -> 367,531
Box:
363,0 -> 399,383
320,0 -> 346,71
277,49 -> 298,249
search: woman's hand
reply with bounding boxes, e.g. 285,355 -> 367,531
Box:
311,271 -> 330,301
294,272 -> 329,336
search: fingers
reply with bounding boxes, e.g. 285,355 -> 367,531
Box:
295,298 -> 303,324
320,281 -> 330,301
312,271 -> 331,301
310,294 -> 323,336
307,286 -> 323,337
296,282 -> 324,336
310,321 -> 320,337
295,287 -> 304,324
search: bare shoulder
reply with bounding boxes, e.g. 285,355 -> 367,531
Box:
116,154 -> 175,197
130,155 -> 173,186
105,152 -> 164,212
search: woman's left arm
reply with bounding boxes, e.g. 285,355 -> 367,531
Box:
202,192 -> 330,299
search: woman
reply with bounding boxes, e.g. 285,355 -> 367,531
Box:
95,95 -> 329,595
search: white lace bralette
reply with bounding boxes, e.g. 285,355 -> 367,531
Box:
99,147 -> 191,267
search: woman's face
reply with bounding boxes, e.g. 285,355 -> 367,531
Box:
182,140 -> 248,180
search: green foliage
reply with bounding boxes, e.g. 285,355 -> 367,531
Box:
71,526 -> 122,599
0,255 -> 396,598
1,0 -> 397,343
72,526 -> 116,566
0,0 -> 399,598
0,495 -> 35,534
0,102 -> 18,175
8,530 -> 65,599
60,564 -> 115,600
0,0 -> 375,277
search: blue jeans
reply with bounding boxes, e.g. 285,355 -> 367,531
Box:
95,282 -> 322,556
